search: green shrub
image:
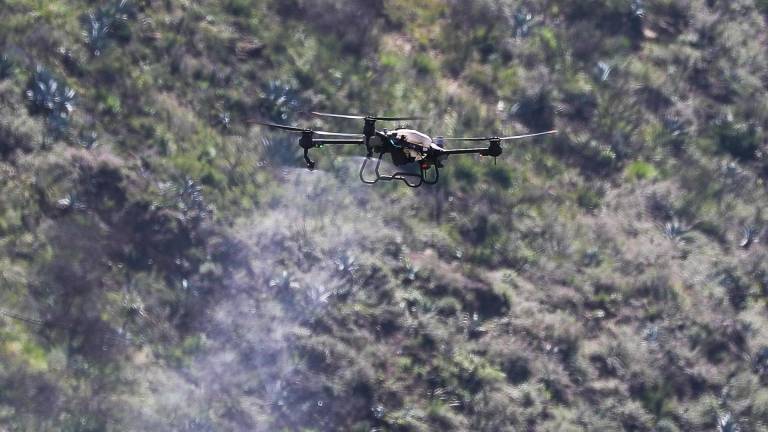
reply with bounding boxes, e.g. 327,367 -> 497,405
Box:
625,160 -> 658,181
413,53 -> 438,77
710,120 -> 761,161
0,55 -> 14,79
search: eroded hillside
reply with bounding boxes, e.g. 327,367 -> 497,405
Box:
1,1 -> 768,430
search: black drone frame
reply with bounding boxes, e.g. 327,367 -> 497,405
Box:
255,113 -> 557,188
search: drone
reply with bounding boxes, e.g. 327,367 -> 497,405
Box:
255,112 -> 557,188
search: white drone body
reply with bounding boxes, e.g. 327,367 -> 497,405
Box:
391,129 -> 445,160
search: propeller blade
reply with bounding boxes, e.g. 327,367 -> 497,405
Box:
372,115 -> 424,121
311,111 -> 423,121
499,130 -> 558,140
311,111 -> 366,120
251,120 -> 361,137
313,131 -> 364,137
251,120 -> 306,133
439,130 -> 558,142
440,137 -> 489,142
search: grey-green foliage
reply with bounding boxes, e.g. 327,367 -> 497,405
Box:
0,55 -> 13,80
83,0 -> 131,56
2,0 -> 768,431
25,66 -> 75,136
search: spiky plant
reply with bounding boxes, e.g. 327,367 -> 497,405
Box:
260,80 -> 302,123
594,61 -> 613,82
718,412 -> 740,432
78,130 -> 99,150
26,67 -> 75,117
158,177 -> 210,223
269,270 -> 300,292
25,66 -> 76,139
82,0 -> 130,56
83,11 -> 112,56
739,226 -> 759,249
56,192 -> 88,211
269,270 -> 301,307
301,284 -> 332,320
512,8 -> 534,38
218,111 -> 231,130
333,251 -> 357,275
661,217 -> 692,245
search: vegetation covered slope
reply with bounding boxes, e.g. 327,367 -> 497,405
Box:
1,0 -> 768,430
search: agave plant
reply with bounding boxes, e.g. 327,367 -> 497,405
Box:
333,251 -> 358,275
217,111 -> 231,130
83,11 -> 112,56
260,80 -> 302,123
661,217 -> 693,245
56,192 -> 88,211
512,8 -> 534,38
157,177 -> 210,223
301,284 -> 333,318
176,178 -> 207,217
269,270 -> 300,292
269,270 -> 301,309
717,412 -> 740,432
78,130 -> 99,150
26,66 -> 76,139
594,61 -> 613,82
739,226 -> 759,249
26,67 -> 76,117
663,116 -> 687,137
82,0 -> 130,56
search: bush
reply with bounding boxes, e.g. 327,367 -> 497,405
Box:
259,80 -> 302,123
25,66 -> 76,138
25,67 -> 75,118
0,106 -> 42,157
625,161 -> 658,181
512,91 -> 555,132
82,0 -> 132,56
0,54 -> 14,80
710,119 -> 761,161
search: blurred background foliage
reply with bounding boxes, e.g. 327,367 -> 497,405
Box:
1,0 -> 768,430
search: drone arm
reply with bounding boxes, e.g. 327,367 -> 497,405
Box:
439,147 -> 490,155
439,140 -> 502,158
312,139 -> 365,145
302,139 -> 365,169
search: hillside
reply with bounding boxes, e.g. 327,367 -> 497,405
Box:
1,0 -> 768,430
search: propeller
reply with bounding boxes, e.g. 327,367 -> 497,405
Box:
440,130 -> 558,142
252,120 -> 363,169
310,111 -> 423,121
309,112 -> 422,157
252,120 -> 363,137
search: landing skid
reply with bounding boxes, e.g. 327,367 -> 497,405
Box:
359,153 -> 439,188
